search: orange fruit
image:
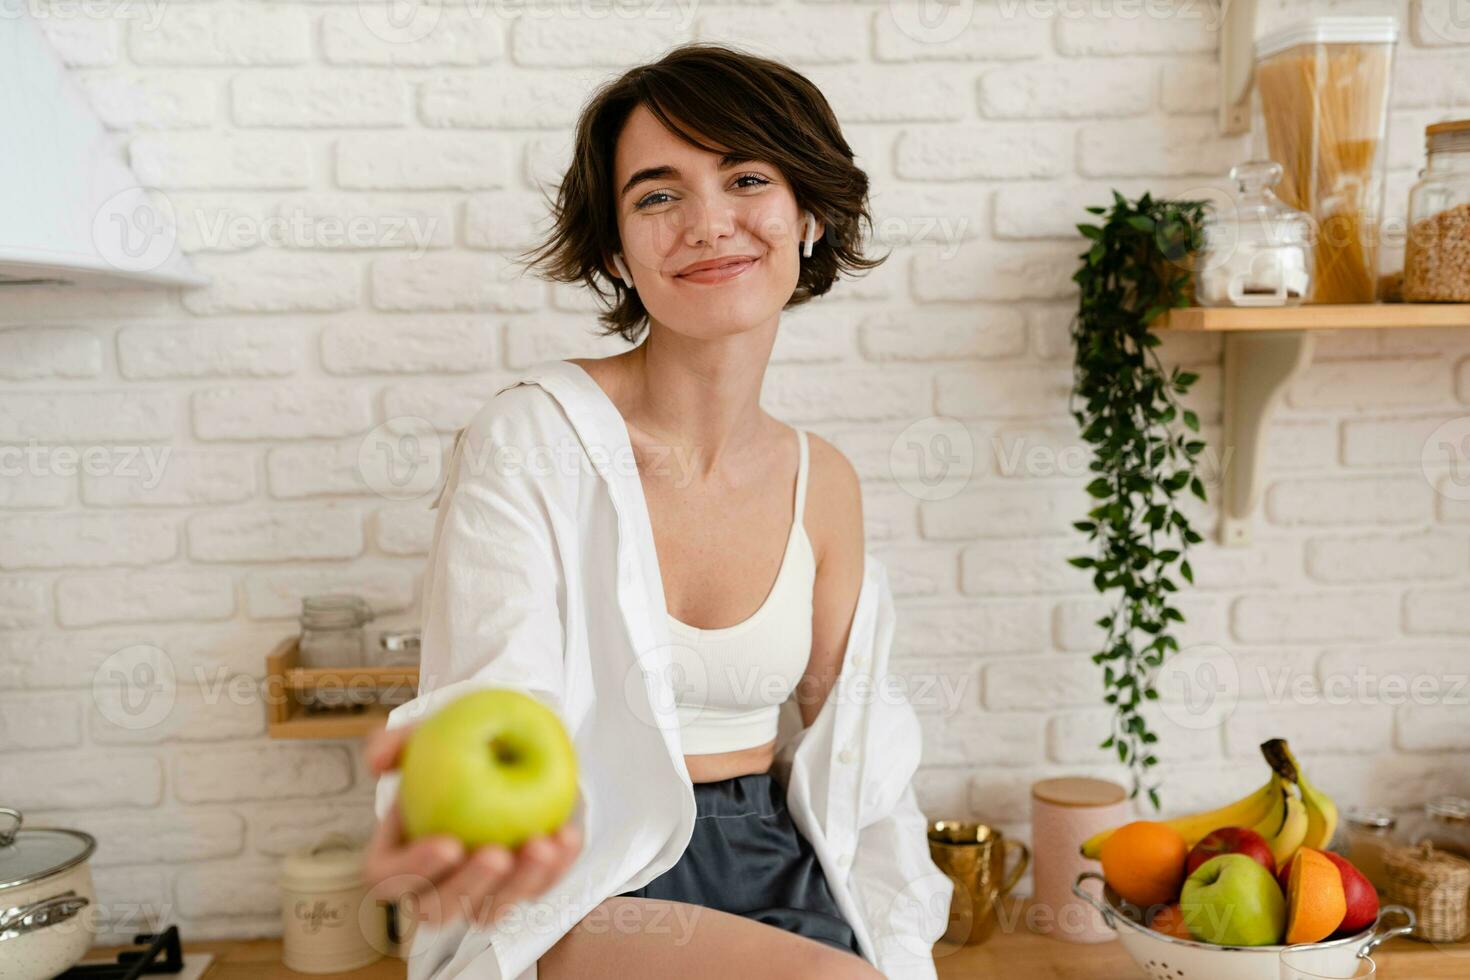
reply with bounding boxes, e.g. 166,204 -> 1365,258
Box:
1285,847 -> 1347,944
1148,902 -> 1194,941
1099,821 -> 1189,908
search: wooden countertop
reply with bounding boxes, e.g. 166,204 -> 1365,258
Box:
87,915 -> 1469,979
931,911 -> 1469,979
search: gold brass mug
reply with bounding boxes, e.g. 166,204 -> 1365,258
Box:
927,820 -> 1030,946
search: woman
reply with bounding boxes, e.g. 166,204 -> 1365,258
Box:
362,44 -> 938,980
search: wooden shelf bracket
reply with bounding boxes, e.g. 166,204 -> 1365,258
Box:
1219,329 -> 1315,546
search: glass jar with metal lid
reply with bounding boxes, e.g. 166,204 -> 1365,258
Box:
1404,119 -> 1470,301
1416,796 -> 1470,860
1342,805 -> 1399,893
1195,160 -> 1314,307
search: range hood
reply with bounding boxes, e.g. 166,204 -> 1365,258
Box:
0,11 -> 206,289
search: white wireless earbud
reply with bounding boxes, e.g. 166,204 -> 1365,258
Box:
802,211 -> 816,258
612,253 -> 634,290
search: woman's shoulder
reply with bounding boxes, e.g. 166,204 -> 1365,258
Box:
462,372 -> 577,442
796,428 -> 864,565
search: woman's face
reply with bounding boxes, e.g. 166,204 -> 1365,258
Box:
610,103 -> 820,340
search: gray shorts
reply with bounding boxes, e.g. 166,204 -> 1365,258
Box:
615,771 -> 864,959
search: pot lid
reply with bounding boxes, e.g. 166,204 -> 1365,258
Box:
0,808 -> 97,890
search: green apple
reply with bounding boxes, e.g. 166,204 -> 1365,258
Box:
398,688 -> 578,849
1179,853 -> 1286,946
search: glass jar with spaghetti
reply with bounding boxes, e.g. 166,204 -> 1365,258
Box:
1251,17 -> 1399,304
1404,120 -> 1470,302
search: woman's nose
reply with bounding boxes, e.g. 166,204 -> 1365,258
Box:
679,199 -> 737,248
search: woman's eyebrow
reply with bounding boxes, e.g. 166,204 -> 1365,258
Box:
619,152 -> 756,201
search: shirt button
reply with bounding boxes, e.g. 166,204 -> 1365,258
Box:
839,851 -> 854,867
854,654 -> 870,669
838,748 -> 855,765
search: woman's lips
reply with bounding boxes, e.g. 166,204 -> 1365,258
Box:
676,256 -> 758,284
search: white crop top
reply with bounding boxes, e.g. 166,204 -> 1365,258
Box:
666,428 -> 814,756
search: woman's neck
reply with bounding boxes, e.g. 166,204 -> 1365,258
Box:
613,326 -> 779,479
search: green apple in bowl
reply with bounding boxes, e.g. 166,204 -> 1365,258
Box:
1179,853 -> 1286,946
399,688 -> 579,849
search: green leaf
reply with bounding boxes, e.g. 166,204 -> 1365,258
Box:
1077,223 -> 1104,240
1126,215 -> 1156,233
1183,409 -> 1200,432
1085,477 -> 1112,498
1068,556 -> 1096,569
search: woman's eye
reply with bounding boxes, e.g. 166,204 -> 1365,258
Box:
632,173 -> 772,211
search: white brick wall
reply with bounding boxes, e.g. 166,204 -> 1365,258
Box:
6,0 -> 1468,943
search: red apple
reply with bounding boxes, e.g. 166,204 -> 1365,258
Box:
1185,826 -> 1278,879
1323,852 -> 1379,936
1277,851 -> 1378,936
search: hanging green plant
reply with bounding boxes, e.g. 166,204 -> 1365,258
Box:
1068,190 -> 1212,811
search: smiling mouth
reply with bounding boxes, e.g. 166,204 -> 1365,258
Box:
676,256 -> 759,284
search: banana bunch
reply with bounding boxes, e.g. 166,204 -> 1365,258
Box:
1079,738 -> 1337,863
1260,737 -> 1338,861
1249,776 -> 1310,867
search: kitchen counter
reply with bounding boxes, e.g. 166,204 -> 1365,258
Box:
85,914 -> 1469,979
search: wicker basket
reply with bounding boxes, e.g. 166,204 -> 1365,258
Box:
1382,839 -> 1470,943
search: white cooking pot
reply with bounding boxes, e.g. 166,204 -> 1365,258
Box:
0,807 -> 99,980
1073,871 -> 1416,980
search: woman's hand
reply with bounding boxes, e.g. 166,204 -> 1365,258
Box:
360,720 -> 584,929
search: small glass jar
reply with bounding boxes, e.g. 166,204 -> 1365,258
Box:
299,594 -> 375,707
1196,160 -> 1313,307
1404,119 -> 1470,302
1409,796 -> 1470,860
1342,806 -> 1398,894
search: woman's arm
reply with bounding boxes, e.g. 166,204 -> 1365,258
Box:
365,383 -> 586,927
798,433 -> 866,729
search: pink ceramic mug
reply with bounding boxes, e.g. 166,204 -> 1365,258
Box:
1030,777 -> 1131,944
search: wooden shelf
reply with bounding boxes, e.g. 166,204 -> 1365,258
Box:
266,635 -> 419,740
1153,303 -> 1470,546
1160,303 -> 1470,331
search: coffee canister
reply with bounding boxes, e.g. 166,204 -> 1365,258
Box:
1030,777 -> 1130,944
279,833 -> 389,973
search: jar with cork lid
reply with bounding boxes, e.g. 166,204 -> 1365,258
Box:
1404,119 -> 1470,301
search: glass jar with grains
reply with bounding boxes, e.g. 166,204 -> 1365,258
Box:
1404,119 -> 1470,301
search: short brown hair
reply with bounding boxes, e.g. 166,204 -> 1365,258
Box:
516,43 -> 885,345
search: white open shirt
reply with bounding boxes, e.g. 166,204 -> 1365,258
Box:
373,358 -> 952,980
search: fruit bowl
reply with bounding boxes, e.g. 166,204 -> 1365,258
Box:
1072,871 -> 1415,980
